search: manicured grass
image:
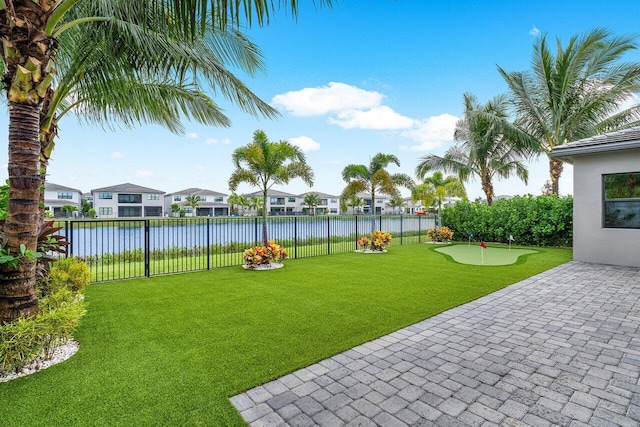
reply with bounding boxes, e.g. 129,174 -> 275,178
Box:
0,244 -> 572,426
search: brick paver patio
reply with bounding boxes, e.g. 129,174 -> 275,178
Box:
231,261 -> 640,426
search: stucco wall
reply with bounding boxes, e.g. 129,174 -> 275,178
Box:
573,148 -> 640,267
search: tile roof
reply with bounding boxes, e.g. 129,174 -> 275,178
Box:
551,126 -> 640,163
91,183 -> 165,194
44,182 -> 82,193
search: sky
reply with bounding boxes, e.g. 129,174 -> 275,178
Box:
2,0 -> 640,200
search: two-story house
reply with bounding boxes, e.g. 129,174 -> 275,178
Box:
44,182 -> 83,217
91,183 -> 165,218
297,191 -> 341,214
165,188 -> 229,217
244,189 -> 299,215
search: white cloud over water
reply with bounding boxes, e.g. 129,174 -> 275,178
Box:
289,136 -> 320,152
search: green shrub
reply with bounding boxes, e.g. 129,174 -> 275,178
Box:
442,195 -> 573,247
48,257 -> 91,294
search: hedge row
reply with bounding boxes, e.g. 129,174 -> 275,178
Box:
441,195 -> 573,247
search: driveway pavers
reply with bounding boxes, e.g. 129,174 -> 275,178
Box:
231,261 -> 640,426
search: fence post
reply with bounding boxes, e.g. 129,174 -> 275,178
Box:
355,215 -> 358,250
418,215 -> 422,243
67,220 -> 72,257
400,215 -> 403,246
379,214 -> 382,231
144,220 -> 150,277
327,216 -> 331,255
294,216 -> 298,259
254,217 -> 258,245
206,218 -> 210,270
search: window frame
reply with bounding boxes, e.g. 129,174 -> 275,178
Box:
602,171 -> 640,229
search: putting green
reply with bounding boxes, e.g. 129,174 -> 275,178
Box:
434,244 -> 538,266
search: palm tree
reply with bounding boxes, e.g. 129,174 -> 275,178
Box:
343,194 -> 365,215
416,93 -> 530,206
411,171 -> 467,226
498,28 -> 640,195
0,0 -> 327,323
229,130 -> 314,246
227,192 -> 244,215
387,196 -> 407,215
184,195 -> 202,217
303,193 -> 323,215
342,153 -> 414,232
247,196 -> 263,216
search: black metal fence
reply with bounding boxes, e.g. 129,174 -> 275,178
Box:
55,215 -> 435,282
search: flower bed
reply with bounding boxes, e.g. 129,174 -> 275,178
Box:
357,231 -> 392,252
242,241 -> 288,269
427,226 -> 453,243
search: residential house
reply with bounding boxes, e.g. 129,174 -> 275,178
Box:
550,127 -> 640,267
91,183 -> 165,218
44,182 -> 82,217
164,188 -> 229,217
298,191 -> 341,214
342,192 -> 391,215
244,189 -> 299,215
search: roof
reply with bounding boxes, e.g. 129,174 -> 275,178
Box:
44,182 -> 82,193
550,126 -> 640,164
298,191 -> 339,199
166,188 -> 227,197
91,183 -> 165,194
243,189 -> 298,198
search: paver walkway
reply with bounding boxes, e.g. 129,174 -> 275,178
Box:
230,261 -> 640,426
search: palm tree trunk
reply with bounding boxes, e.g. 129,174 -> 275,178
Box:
0,102 -> 42,323
261,189 -> 268,246
370,191 -> 376,233
482,176 -> 494,206
549,158 -> 564,195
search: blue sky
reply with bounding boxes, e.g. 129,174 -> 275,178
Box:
2,0 -> 640,199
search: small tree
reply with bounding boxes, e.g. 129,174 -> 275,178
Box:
60,205 -> 78,218
183,195 -> 202,217
303,193 -> 323,215
170,203 -> 181,217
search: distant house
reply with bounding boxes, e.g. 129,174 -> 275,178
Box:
91,183 -> 165,218
551,127 -> 640,267
244,189 -> 299,215
44,182 -> 82,217
164,188 -> 229,217
298,191 -> 340,215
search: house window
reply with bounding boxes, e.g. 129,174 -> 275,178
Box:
377,199 -> 383,204
321,199 -> 328,205
98,207 -> 113,216
603,172 -> 640,229
173,195 -> 182,202
270,197 -> 285,205
99,192 -> 112,199
330,208 -> 338,213
199,196 -> 207,202
57,192 -> 73,200
144,206 -> 162,217
214,196 -> 223,202
330,198 -> 337,203
147,194 -> 159,200
118,206 -> 142,217
118,194 -> 142,203
183,207 -> 192,214
288,197 -> 296,203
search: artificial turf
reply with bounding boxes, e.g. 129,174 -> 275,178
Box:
434,243 -> 538,266
0,244 -> 572,426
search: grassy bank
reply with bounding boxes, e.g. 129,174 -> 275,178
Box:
0,244 -> 572,426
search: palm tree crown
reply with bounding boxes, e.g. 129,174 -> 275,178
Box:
412,172 -> 467,223
416,93 -> 530,206
342,153 -> 414,231
229,129 -> 314,245
498,28 -> 640,194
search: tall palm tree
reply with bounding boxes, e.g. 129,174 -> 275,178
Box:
344,194 -> 365,215
412,171 -> 467,225
417,93 -> 530,206
227,192 -> 244,215
229,130 -> 314,246
498,28 -> 640,195
342,153 -> 414,232
0,0 -> 330,323
303,193 -> 323,215
247,196 -> 263,216
387,196 -> 407,215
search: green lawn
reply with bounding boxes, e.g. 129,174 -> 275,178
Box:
0,244 -> 572,426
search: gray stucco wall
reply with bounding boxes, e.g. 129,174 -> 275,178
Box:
572,148 -> 640,267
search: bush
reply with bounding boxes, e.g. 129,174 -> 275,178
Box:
441,195 -> 573,247
427,226 -> 453,242
358,231 -> 392,251
1,258 -> 89,374
242,241 -> 288,269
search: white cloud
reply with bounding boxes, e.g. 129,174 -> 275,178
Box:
196,165 -> 206,171
136,170 -> 153,178
529,26 -> 540,36
616,93 -> 640,112
289,136 -> 320,152
112,151 -> 123,159
187,132 -> 199,139
272,82 -> 384,116
328,106 -> 414,130
206,137 -> 231,145
399,113 -> 459,151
